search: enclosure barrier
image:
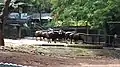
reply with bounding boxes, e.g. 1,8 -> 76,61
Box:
83,34 -> 120,47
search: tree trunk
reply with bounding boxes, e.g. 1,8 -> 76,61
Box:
0,23 -> 4,46
0,0 -> 11,46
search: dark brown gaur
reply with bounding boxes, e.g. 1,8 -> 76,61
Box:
70,33 -> 84,44
35,31 -> 43,41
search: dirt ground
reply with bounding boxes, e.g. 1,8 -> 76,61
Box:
1,39 -> 120,67
0,51 -> 120,67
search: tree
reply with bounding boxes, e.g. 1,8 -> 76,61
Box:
51,0 -> 120,29
23,0 -> 52,13
0,0 -> 11,46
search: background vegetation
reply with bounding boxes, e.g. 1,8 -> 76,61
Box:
2,0 -> 120,29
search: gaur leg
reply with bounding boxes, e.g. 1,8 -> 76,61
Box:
65,38 -> 68,44
52,38 -> 56,43
48,38 -> 51,43
74,39 -> 78,44
40,37 -> 42,41
81,38 -> 84,44
70,38 -> 72,44
73,38 -> 78,44
43,37 -> 46,41
58,38 -> 62,42
36,37 -> 38,41
54,39 -> 57,43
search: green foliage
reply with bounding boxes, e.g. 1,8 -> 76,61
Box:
43,21 -> 56,28
28,0 -> 51,12
14,0 -> 120,29
51,0 -> 120,29
15,0 -> 51,12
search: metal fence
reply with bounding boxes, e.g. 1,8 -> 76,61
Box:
83,33 -> 120,47
83,34 -> 105,45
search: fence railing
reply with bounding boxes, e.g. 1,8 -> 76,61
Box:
83,33 -> 120,47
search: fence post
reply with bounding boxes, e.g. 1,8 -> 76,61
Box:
113,34 -> 117,47
86,21 -> 89,44
104,21 -> 109,47
98,30 -> 100,45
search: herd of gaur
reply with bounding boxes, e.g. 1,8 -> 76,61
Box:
35,28 -> 85,44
